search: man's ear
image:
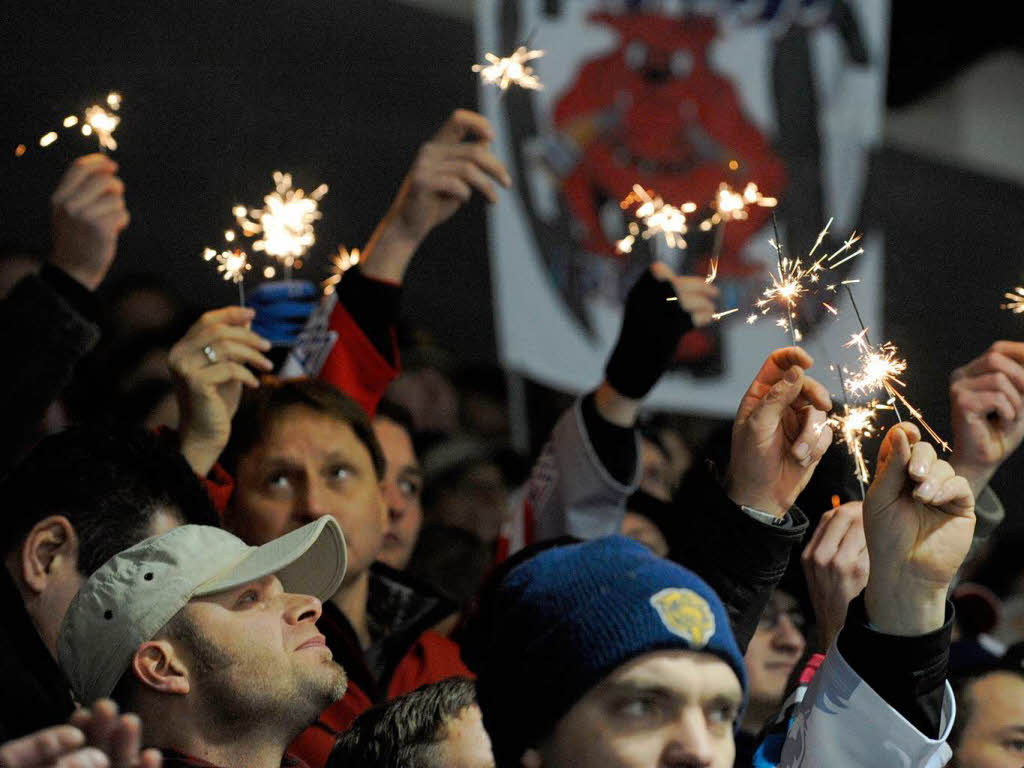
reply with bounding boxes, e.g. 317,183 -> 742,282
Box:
19,516 -> 78,594
132,640 -> 190,696
521,749 -> 542,768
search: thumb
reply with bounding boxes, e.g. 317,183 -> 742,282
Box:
869,423 -> 918,503
748,366 -> 805,431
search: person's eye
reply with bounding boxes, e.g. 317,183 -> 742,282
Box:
617,696 -> 659,720
398,478 -> 422,499
267,472 -> 290,490
236,590 -> 260,607
1005,739 -> 1024,753
708,703 -> 738,726
329,465 -> 352,482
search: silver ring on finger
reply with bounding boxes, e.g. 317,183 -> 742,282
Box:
202,344 -> 218,364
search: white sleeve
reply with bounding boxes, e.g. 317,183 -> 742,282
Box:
779,643 -> 955,768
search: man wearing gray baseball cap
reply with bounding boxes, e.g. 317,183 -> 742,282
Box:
56,516 -> 349,768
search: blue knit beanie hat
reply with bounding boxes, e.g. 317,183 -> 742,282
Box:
476,536 -> 746,767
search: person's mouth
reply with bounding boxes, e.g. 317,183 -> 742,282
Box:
296,634 -> 327,652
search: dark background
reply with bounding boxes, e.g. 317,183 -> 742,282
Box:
3,1 -> 1024,506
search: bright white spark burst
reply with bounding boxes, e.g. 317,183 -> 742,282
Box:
473,46 -> 545,91
235,172 -> 328,268
616,184 -> 695,252
843,329 -> 949,451
750,218 -> 862,338
1002,286 -> 1024,314
699,182 -> 777,231
323,245 -> 361,295
23,92 -> 122,155
821,402 -> 883,484
204,248 -> 251,284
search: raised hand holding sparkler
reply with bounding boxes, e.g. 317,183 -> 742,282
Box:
473,46 -> 544,91
50,154 -> 129,290
169,307 -> 273,476
725,347 -> 833,519
359,109 -> 510,284
949,341 -> 1024,496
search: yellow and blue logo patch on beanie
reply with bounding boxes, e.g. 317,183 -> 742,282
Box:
649,587 -> 716,648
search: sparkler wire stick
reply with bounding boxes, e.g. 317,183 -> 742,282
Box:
707,221 -> 725,284
770,212 -> 797,346
843,283 -> 902,422
834,363 -> 866,499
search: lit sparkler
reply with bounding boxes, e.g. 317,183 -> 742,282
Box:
699,182 -> 777,283
843,329 -> 949,451
749,214 -> 862,343
617,184 -> 695,253
19,92 -> 122,155
823,402 -> 881,490
1002,285 -> 1024,314
204,247 -> 251,305
234,172 -> 328,278
323,245 -> 361,295
473,46 -> 545,91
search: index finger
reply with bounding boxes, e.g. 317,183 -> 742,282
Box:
52,155 -> 118,205
0,725 -> 85,766
752,347 -> 816,389
189,306 -> 257,336
792,373 -> 832,413
433,109 -> 495,144
668,275 -> 720,301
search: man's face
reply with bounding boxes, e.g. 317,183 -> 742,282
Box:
372,417 -> 423,571
438,704 -> 495,768
955,672 -> 1024,768
530,650 -> 742,768
231,406 -> 387,584
620,512 -> 669,559
742,590 -> 805,708
639,439 -> 672,503
178,574 -> 347,732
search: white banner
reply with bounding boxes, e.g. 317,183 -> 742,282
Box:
481,0 -> 890,415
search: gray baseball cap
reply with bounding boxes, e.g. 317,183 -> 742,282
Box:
57,517 -> 346,705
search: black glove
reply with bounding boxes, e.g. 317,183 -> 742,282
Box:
604,269 -> 693,399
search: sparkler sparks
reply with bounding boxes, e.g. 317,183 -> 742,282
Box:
843,329 -> 949,451
823,403 -> 881,486
1002,285 -> 1024,313
617,184 -> 695,252
712,308 -> 739,321
82,104 -> 120,151
473,46 -> 545,91
20,92 -> 123,155
323,245 -> 361,295
204,247 -> 251,284
745,216 -> 862,341
234,172 -> 328,272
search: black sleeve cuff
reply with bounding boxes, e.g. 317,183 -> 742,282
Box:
335,265 -> 402,362
580,392 -> 637,486
837,593 -> 952,738
40,263 -> 102,324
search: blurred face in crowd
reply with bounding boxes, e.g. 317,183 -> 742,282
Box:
7,507 -> 181,657
230,405 -> 387,586
373,416 -> 424,570
954,672 -> 1024,768
432,461 -> 507,543
743,590 -> 806,712
620,512 -> 669,559
523,650 -> 742,768
140,574 -> 346,735
639,438 -> 672,502
439,704 -> 495,768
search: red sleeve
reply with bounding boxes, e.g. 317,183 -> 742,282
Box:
204,462 -> 235,519
318,299 -> 400,419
